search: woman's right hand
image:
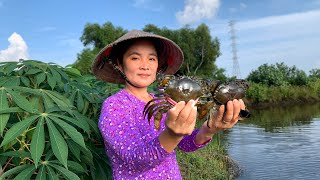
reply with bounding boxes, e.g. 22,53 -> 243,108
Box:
165,100 -> 198,137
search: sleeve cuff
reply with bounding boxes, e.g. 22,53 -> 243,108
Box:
191,129 -> 212,148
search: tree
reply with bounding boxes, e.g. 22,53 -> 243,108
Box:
75,22 -> 225,80
144,23 -> 223,79
247,62 -> 308,86
73,22 -> 127,74
309,68 -> 320,79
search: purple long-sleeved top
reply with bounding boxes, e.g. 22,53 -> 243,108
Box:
98,90 -> 210,179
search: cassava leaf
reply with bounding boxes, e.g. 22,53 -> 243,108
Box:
46,118 -> 68,168
48,66 -> 62,82
18,86 -> 42,96
0,150 -> 31,158
68,90 -> 77,105
25,68 -> 42,75
13,165 -> 36,180
49,116 -> 87,150
0,89 -> 10,135
66,140 -> 81,161
47,73 -> 56,90
67,161 -> 86,173
0,164 -> 31,179
0,107 -> 23,114
50,113 -> 90,133
5,89 -> 35,113
41,92 -> 55,110
35,165 -> 47,180
46,165 -> 59,180
3,62 -> 17,74
20,76 -> 30,86
1,77 -> 20,87
44,91 -> 72,114
31,117 -> 45,168
49,163 -> 80,180
73,111 -> 99,136
76,91 -> 84,112
36,73 -> 46,86
0,115 -> 39,147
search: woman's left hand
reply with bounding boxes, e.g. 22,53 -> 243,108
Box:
206,99 -> 246,132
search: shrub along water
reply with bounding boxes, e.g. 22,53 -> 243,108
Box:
245,79 -> 320,108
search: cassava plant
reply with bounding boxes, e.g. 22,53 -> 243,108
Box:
0,60 -> 118,179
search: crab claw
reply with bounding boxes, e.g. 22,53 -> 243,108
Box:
239,109 -> 251,118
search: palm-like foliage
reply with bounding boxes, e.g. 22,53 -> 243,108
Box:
0,60 -> 119,179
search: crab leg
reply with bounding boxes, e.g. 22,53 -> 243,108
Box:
143,97 -> 165,114
145,101 -> 169,122
146,103 -> 171,123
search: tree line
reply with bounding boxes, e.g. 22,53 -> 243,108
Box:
73,22 -> 226,81
73,22 -> 319,87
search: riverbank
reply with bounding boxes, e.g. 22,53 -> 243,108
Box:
246,98 -> 320,110
176,126 -> 241,179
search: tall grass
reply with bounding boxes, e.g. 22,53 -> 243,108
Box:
246,79 -> 320,105
176,122 -> 236,180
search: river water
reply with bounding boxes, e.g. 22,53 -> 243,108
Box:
225,103 -> 320,180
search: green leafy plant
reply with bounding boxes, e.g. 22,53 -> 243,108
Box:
0,60 -> 117,179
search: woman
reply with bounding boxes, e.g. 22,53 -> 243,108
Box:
92,30 -> 246,179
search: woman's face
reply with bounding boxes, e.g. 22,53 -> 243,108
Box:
120,39 -> 158,88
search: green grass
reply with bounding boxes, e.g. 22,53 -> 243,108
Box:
246,79 -> 320,105
176,132 -> 237,180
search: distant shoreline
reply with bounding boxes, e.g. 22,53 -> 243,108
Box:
246,98 -> 320,110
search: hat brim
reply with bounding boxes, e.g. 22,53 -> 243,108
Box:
92,30 -> 184,84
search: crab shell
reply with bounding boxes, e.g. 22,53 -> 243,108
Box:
162,76 -> 204,102
212,79 -> 249,105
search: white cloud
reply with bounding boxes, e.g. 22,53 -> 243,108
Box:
176,0 -> 220,25
0,32 -> 29,62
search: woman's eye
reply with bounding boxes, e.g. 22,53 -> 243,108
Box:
149,57 -> 157,61
131,57 -> 139,60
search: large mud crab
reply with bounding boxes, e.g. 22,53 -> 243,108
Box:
143,74 -> 251,130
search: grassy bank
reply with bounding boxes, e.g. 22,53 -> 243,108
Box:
176,127 -> 240,179
245,79 -> 320,108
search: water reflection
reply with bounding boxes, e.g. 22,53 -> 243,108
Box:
225,103 -> 320,180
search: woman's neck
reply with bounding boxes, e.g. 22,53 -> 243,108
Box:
124,85 -> 152,103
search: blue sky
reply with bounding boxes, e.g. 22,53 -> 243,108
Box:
0,0 -> 319,78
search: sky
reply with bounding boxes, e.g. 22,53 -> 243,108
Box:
0,0 -> 319,78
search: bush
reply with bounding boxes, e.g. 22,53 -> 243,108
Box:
0,60 -> 119,179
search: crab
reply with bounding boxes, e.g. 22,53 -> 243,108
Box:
143,74 -> 251,130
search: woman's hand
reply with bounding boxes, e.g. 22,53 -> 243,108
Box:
165,100 -> 198,137
207,99 -> 245,132
159,100 -> 198,152
194,99 -> 246,145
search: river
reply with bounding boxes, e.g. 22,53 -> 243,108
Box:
225,103 -> 320,180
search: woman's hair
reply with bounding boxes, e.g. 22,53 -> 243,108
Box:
109,38 -> 166,71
